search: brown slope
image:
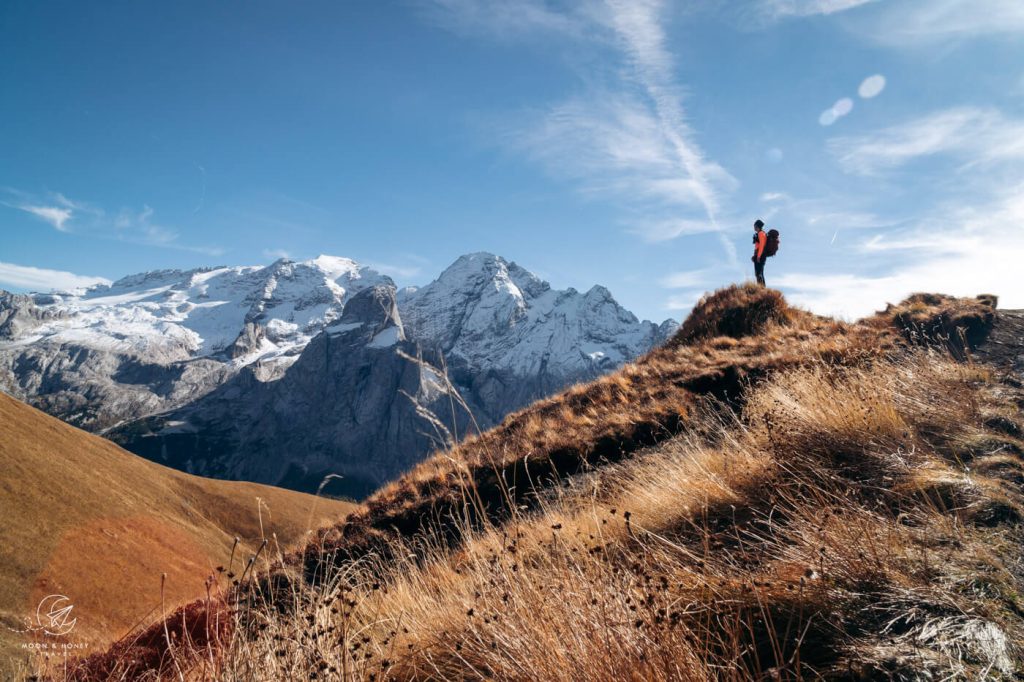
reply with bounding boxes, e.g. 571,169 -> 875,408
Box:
0,391 -> 356,673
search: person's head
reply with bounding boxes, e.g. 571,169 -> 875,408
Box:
753,219 -> 764,231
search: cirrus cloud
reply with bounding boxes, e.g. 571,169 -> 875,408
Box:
828,107 -> 1024,175
0,261 -> 111,294
16,205 -> 73,232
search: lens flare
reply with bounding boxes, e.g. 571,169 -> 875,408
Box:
858,74 -> 886,99
818,98 -> 853,126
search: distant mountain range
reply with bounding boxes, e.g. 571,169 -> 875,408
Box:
0,253 -> 676,497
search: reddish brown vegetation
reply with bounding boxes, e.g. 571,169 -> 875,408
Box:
0,390 -> 355,676
64,599 -> 232,681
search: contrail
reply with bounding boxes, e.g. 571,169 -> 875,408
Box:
604,0 -> 738,271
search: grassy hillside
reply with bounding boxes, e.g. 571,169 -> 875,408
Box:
58,286 -> 1024,680
0,392 -> 356,676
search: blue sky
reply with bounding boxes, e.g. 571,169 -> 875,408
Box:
2,0 -> 1022,321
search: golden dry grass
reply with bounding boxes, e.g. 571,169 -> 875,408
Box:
670,282 -> 797,346
0,392 -> 356,677
49,286 -> 1015,680
114,351 -> 1023,681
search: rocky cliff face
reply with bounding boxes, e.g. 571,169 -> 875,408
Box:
0,253 -> 676,497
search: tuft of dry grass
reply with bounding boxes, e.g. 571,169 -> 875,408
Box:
670,283 -> 797,347
64,598 -> 233,681
874,292 -> 998,358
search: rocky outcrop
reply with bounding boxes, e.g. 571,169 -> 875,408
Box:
227,322 -> 266,359
0,292 -> 67,339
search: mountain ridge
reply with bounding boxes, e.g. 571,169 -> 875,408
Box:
0,253 -> 676,496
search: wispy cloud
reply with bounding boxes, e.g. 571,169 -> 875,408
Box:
472,0 -> 737,262
263,248 -> 291,260
828,107 -> 1024,175
752,0 -> 1023,42
115,205 -> 167,240
1,190 -> 105,232
422,0 -> 586,40
776,185 -> 1024,318
515,93 -> 734,225
626,216 -> 726,243
16,205 -> 74,232
658,268 -> 712,289
757,191 -> 899,236
0,261 -> 111,293
860,0 -> 1024,45
599,0 -> 735,258
659,266 -> 717,313
755,0 -> 877,21
2,189 -> 223,256
804,209 -> 896,232
367,261 -> 425,280
113,204 -> 224,256
665,290 -> 704,311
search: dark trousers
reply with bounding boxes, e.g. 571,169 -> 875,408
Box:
754,257 -> 766,286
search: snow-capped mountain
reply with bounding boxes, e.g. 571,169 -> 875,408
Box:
401,252 -> 670,373
0,253 -> 676,496
3,256 -> 384,364
399,253 -> 675,425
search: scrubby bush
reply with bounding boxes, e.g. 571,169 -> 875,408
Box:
670,283 -> 795,346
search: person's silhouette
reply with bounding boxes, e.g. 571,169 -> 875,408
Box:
752,219 -> 767,286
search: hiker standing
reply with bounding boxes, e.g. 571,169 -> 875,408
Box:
751,219 -> 781,287
752,219 -> 767,286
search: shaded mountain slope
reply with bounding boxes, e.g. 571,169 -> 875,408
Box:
105,284 -> 462,499
0,392 -> 355,675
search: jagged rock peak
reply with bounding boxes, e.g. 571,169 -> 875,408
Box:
326,284 -> 406,348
